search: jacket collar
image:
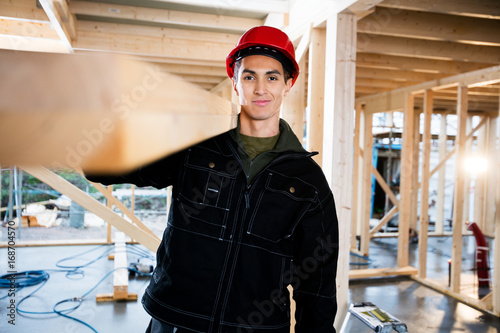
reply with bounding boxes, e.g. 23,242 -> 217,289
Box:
228,114 -> 307,155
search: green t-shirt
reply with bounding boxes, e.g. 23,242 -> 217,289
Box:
239,133 -> 280,160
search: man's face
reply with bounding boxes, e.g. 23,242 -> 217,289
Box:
232,55 -> 292,125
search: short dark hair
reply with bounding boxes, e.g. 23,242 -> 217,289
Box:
232,46 -> 293,83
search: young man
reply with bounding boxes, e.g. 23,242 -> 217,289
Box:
87,26 -> 339,333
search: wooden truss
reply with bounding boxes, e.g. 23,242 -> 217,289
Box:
354,64 -> 500,316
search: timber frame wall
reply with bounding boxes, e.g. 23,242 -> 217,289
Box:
352,65 -> 500,316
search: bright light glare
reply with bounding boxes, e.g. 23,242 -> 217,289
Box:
464,156 -> 488,174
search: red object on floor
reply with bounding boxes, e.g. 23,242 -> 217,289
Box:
467,222 -> 490,290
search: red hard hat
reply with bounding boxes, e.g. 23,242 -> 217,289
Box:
226,26 -> 300,86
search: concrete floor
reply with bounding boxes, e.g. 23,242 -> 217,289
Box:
0,236 -> 499,333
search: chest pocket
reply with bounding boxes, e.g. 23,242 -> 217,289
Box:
247,172 -> 317,243
175,146 -> 239,239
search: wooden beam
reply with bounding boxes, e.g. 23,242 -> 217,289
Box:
451,85 -> 468,293
398,93 -> 414,268
356,65 -> 500,114
356,53 -> 491,75
435,112 -> 448,234
418,90 -> 433,278
89,180 -> 160,241
378,0 -> 500,20
70,1 -> 262,33
38,0 -> 73,52
97,232 -> 138,302
349,266 -> 418,279
0,50 -> 237,173
282,57 -> 306,142
323,13 -> 357,330
21,166 -> 160,252
356,67 -> 445,83
0,0 -> 49,21
369,205 -> 398,235
306,27 -> 326,166
73,21 -> 234,62
358,8 -> 500,46
410,110 -> 420,236
0,34 -> 68,52
494,106 -> 500,315
351,104 -> 363,250
370,164 -> 398,207
413,276 -> 497,316
0,18 -> 59,39
360,110 -> 373,256
145,0 -> 289,14
484,116 -> 498,237
358,34 -> 500,64
106,185 -> 113,244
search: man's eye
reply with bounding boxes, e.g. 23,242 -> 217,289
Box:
243,76 -> 254,80
268,76 -> 278,81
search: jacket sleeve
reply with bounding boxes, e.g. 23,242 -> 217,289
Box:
292,189 -> 339,333
84,149 -> 184,189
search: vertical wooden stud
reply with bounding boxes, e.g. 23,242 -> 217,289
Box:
436,112 -> 448,235
352,104 -> 363,251
283,57 -> 306,142
484,116 -> 498,237
107,184 -> 113,244
306,27 -> 326,166
418,90 -> 433,278
451,85 -> 468,293
361,109 -> 373,257
398,93 -> 415,268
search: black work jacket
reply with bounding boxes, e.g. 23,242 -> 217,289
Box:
87,124 -> 339,333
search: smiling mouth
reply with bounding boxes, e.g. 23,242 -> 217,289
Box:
253,100 -> 270,106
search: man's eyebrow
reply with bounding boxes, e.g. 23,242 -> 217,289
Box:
242,69 -> 282,75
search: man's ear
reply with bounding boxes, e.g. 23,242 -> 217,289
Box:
231,78 -> 239,96
283,78 -> 293,97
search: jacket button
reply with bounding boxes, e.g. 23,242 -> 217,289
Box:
209,162 -> 215,168
289,187 -> 295,193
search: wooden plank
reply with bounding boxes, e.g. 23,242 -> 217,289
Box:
0,0 -> 50,21
0,50 -> 237,173
306,27 -> 326,166
474,118 -> 487,231
484,116 -> 498,237
38,0 -> 73,52
435,112 -> 448,235
106,185 -> 113,244
282,57 -> 306,142
147,0 -> 289,14
20,166 -> 161,252
356,53 -> 491,75
451,85 -> 468,293
358,8 -> 500,46
379,0 -> 500,20
397,93 -> 414,268
90,181 -> 159,241
493,97 -> 500,316
412,276 -> 497,316
70,1 -> 262,33
370,164 -> 398,207
418,90 -> 433,278
369,206 -> 398,235
323,13 -> 357,330
351,104 -> 363,250
360,110 -> 373,256
356,65 -> 500,114
0,18 -> 59,39
113,232 -> 130,299
349,266 -> 418,279
410,110 -> 420,238
358,34 -> 500,64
